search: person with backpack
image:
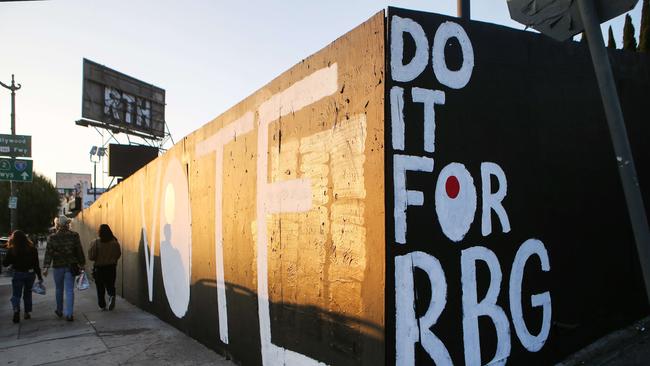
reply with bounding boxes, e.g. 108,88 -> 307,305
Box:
88,224 -> 121,311
2,230 -> 43,323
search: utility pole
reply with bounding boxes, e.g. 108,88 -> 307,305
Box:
458,0 -> 470,20
0,75 -> 22,232
577,0 -> 650,304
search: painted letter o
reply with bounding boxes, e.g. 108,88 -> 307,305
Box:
432,21 -> 474,89
159,157 -> 192,318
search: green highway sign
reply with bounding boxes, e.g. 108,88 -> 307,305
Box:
0,158 -> 33,182
0,134 -> 31,157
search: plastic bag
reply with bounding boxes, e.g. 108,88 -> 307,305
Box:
76,271 -> 90,291
32,280 -> 46,295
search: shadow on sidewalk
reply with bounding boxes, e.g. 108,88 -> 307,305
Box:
0,265 -> 233,366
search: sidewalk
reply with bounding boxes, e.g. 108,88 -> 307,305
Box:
0,269 -> 234,366
557,316 -> 650,366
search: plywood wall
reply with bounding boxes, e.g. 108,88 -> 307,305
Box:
75,11 -> 385,366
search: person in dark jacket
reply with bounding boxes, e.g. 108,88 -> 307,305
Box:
88,224 -> 121,311
2,230 -> 43,323
43,215 -> 85,321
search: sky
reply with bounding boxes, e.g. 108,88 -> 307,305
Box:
0,0 -> 644,188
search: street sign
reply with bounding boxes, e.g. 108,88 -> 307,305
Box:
506,0 -> 638,41
0,158 -> 33,182
0,134 -> 31,157
8,196 -> 17,209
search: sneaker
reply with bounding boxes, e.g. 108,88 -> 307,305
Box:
54,310 -> 63,318
100,306 -> 107,311
108,296 -> 115,311
65,315 -> 74,322
24,312 -> 31,320
12,312 -> 20,323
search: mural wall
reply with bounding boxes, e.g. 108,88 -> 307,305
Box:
75,7 -> 650,366
76,11 -> 385,366
385,7 -> 649,366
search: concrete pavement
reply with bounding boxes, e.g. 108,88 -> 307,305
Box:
0,268 -> 234,366
557,316 -> 650,366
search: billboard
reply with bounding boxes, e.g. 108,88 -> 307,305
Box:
56,172 -> 92,212
56,172 -> 91,190
108,144 -> 159,178
81,58 -> 166,139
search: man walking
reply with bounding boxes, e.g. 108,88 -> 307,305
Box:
43,215 -> 85,321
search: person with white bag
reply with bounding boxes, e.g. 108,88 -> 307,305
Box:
88,224 -> 121,311
43,215 -> 85,322
2,230 -> 43,323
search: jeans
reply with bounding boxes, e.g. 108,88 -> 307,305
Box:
11,272 -> 36,313
94,264 -> 116,308
53,267 -> 75,317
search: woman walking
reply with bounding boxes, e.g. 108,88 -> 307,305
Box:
2,230 -> 43,323
43,215 -> 85,321
88,224 -> 121,311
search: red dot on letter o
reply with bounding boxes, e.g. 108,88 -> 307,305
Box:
446,176 -> 460,199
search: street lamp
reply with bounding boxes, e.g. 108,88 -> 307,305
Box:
89,146 -> 106,201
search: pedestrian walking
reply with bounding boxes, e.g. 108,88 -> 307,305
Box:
43,215 -> 85,321
2,230 -> 43,323
88,224 -> 121,311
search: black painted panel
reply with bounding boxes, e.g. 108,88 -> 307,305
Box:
385,7 -> 650,366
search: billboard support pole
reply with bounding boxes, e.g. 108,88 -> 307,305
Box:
578,0 -> 650,304
0,75 -> 21,233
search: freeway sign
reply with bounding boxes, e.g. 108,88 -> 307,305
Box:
0,134 -> 31,157
0,158 -> 33,182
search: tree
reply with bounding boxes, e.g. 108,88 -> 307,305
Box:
640,0 -> 649,52
0,172 -> 61,235
623,14 -> 638,51
608,26 -> 617,49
